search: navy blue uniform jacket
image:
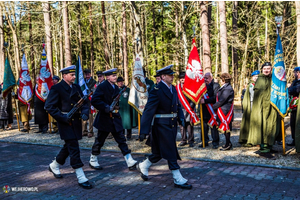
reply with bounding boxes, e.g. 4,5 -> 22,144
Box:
140,81 -> 184,161
45,80 -> 89,140
91,80 -> 123,132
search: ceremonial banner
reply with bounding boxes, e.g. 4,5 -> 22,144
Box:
75,56 -> 88,95
270,34 -> 289,117
2,58 -> 16,98
36,45 -> 53,102
183,39 -> 207,104
128,54 -> 148,114
176,84 -> 200,125
18,54 -> 33,105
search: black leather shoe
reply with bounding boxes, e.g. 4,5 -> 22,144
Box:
128,163 -> 137,171
178,142 -> 187,147
89,163 -> 103,170
174,182 -> 192,190
198,143 -> 209,148
136,163 -> 148,181
42,131 -> 48,134
20,129 -> 28,132
189,143 -> 194,147
78,181 -> 93,189
34,130 -> 42,133
220,143 -> 232,151
48,166 -> 63,178
212,145 -> 218,149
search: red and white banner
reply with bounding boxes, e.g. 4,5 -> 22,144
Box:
35,44 -> 53,102
176,84 -> 200,125
203,93 -> 218,128
18,54 -> 33,107
216,95 -> 234,133
183,38 -> 207,104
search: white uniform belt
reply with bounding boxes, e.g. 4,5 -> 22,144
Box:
151,113 -> 177,126
61,112 -> 68,114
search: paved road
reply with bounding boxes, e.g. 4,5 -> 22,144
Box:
1,142 -> 299,200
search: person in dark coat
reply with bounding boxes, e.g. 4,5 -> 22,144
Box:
50,75 -> 60,133
117,76 -> 137,140
138,65 -> 192,190
89,68 -> 137,171
45,65 -> 92,189
82,69 -> 97,138
0,84 -> 13,130
199,72 -> 220,149
34,76 -> 48,133
287,67 -> 300,146
96,71 -> 105,86
154,73 -> 161,86
177,72 -> 196,147
143,68 -> 155,92
213,73 -> 234,151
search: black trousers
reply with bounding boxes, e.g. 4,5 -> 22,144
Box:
123,129 -> 132,139
180,122 -> 194,144
56,139 -> 84,169
202,120 -> 219,146
38,123 -> 48,132
290,110 -> 297,142
92,129 -> 131,156
148,154 -> 180,170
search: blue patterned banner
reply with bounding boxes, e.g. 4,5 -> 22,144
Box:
270,34 -> 289,117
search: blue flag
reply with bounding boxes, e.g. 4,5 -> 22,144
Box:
2,57 -> 16,98
270,34 -> 289,117
75,56 -> 88,95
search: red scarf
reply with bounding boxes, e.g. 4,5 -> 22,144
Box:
203,93 -> 218,127
176,84 -> 200,125
216,94 -> 234,133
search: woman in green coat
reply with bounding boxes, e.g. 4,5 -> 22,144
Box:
117,77 -> 138,139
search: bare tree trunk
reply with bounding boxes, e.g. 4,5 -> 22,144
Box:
0,6 -> 4,82
232,1 -> 238,94
214,2 -> 219,79
59,2 -> 64,71
239,33 -> 249,97
77,3 -> 82,61
265,9 -> 268,61
122,2 -> 128,85
152,2 -> 158,67
6,17 -> 20,72
200,1 -> 211,73
219,1 -> 229,73
89,2 -> 94,76
43,2 -> 53,75
62,1 -> 71,66
161,4 -> 165,66
101,1 -> 110,69
28,3 -> 35,82
130,2 -> 144,66
175,5 -> 179,70
297,1 -> 300,66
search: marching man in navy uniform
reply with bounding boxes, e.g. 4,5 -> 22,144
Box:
45,65 -> 92,189
138,65 -> 192,190
89,68 -> 137,170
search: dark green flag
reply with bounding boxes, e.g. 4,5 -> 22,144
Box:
2,57 -> 16,98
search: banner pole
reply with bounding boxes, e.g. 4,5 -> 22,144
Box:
138,113 -> 141,136
281,117 -> 286,155
200,104 -> 205,148
27,104 -> 30,133
13,97 -> 20,131
48,114 -> 52,134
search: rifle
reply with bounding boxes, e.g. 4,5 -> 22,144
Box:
109,86 -> 127,117
67,91 -> 93,120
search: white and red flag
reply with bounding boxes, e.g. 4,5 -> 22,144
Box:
18,54 -> 33,112
183,39 -> 207,104
35,44 -> 53,102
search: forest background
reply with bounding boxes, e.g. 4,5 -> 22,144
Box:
0,1 -> 298,96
